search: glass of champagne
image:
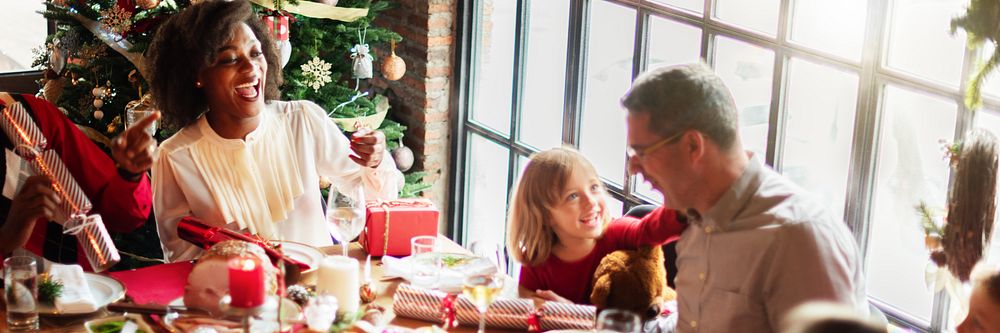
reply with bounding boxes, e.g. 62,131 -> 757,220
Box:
325,185 -> 366,256
4,256 -> 38,331
462,274 -> 504,333
596,308 -> 641,333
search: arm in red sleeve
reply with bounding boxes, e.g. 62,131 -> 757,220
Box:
22,95 -> 151,233
610,206 -> 686,249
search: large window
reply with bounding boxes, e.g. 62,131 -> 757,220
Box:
0,1 -> 49,93
451,0 -> 1000,331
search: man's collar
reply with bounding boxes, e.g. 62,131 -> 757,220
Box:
694,152 -> 765,229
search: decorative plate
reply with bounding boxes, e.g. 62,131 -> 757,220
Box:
39,273 -> 126,316
272,241 -> 324,273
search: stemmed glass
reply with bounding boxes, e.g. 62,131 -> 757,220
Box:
325,185 -> 366,256
462,274 -> 504,333
596,309 -> 641,333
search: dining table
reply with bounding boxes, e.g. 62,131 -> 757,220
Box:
0,235 -> 526,333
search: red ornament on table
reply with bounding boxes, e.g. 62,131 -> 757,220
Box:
228,256 -> 266,308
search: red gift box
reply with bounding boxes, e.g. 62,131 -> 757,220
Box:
360,199 -> 439,257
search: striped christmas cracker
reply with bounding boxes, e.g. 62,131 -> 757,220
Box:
65,215 -> 121,273
393,284 -> 595,330
0,102 -> 48,151
35,150 -> 93,223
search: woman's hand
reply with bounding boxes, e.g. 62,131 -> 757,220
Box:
111,111 -> 161,179
534,289 -> 573,303
1,176 -> 60,254
349,129 -> 386,168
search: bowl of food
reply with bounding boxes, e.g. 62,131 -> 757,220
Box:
84,314 -> 153,333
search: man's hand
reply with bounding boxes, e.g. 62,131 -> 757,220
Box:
349,129 -> 386,168
3,176 -> 60,251
534,289 -> 573,303
111,111 -> 160,177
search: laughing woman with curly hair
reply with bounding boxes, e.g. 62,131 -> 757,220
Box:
147,0 -> 402,262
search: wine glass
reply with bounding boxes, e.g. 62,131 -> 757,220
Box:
596,309 -> 641,333
462,274 -> 504,333
325,185 -> 366,256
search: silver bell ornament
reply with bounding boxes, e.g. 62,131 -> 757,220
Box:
391,141 -> 414,172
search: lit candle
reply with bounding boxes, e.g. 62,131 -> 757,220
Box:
316,256 -> 360,314
227,256 -> 265,308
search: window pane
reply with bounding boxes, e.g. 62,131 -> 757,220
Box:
886,0 -> 967,87
867,85 -> 957,322
471,0 -> 516,135
648,16 -> 703,70
713,36 -> 775,158
0,1 -> 46,73
650,0 -> 703,14
783,58 -> 859,221
977,110 -> 1000,265
465,135 -> 512,256
714,0 -> 780,36
519,0 -> 570,150
580,1 -> 635,186
635,174 -> 663,205
789,0 -> 867,61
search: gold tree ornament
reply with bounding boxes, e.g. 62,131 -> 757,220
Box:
381,39 -> 406,81
136,0 -> 160,10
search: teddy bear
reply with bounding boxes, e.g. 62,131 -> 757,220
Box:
590,245 -> 677,319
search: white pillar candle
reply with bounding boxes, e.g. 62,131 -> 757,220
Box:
316,256 -> 360,314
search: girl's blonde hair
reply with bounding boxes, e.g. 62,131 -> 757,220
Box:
506,147 -> 611,266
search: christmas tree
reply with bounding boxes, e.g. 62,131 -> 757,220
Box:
34,0 -> 430,268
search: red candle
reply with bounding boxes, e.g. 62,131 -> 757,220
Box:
228,256 -> 265,308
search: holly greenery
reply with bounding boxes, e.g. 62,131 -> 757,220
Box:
952,0 -> 1000,109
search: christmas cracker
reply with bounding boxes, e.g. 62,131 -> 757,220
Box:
393,283 -> 595,331
1,102 -> 118,272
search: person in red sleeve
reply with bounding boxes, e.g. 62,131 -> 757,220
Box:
0,92 -> 157,271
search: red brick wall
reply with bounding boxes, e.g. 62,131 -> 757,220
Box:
372,0 -> 455,228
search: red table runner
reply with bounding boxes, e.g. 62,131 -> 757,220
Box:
108,261 -> 194,305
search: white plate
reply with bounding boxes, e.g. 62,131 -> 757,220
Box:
168,296 -> 302,333
39,273 -> 125,316
272,241 -> 323,273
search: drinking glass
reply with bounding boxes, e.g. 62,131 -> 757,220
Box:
4,256 -> 38,331
410,236 -> 440,289
596,309 -> 641,333
125,107 -> 158,136
462,274 -> 504,333
325,185 -> 366,256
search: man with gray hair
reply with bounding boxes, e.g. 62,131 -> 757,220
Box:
622,63 -> 867,332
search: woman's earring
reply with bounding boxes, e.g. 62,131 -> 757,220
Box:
195,81 -> 203,88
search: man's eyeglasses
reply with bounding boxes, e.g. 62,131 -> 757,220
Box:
627,130 -> 685,160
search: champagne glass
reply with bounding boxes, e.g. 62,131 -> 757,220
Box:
596,309 -> 641,333
325,185 -> 366,256
462,274 -> 504,333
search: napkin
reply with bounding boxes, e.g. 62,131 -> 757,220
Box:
49,263 -> 98,313
381,253 -> 498,293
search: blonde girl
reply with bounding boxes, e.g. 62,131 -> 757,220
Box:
507,147 -> 685,304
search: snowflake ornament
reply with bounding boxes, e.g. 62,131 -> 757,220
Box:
100,5 -> 133,37
301,57 -> 333,92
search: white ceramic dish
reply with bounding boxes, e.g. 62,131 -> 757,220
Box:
271,241 -> 323,273
39,273 -> 125,316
